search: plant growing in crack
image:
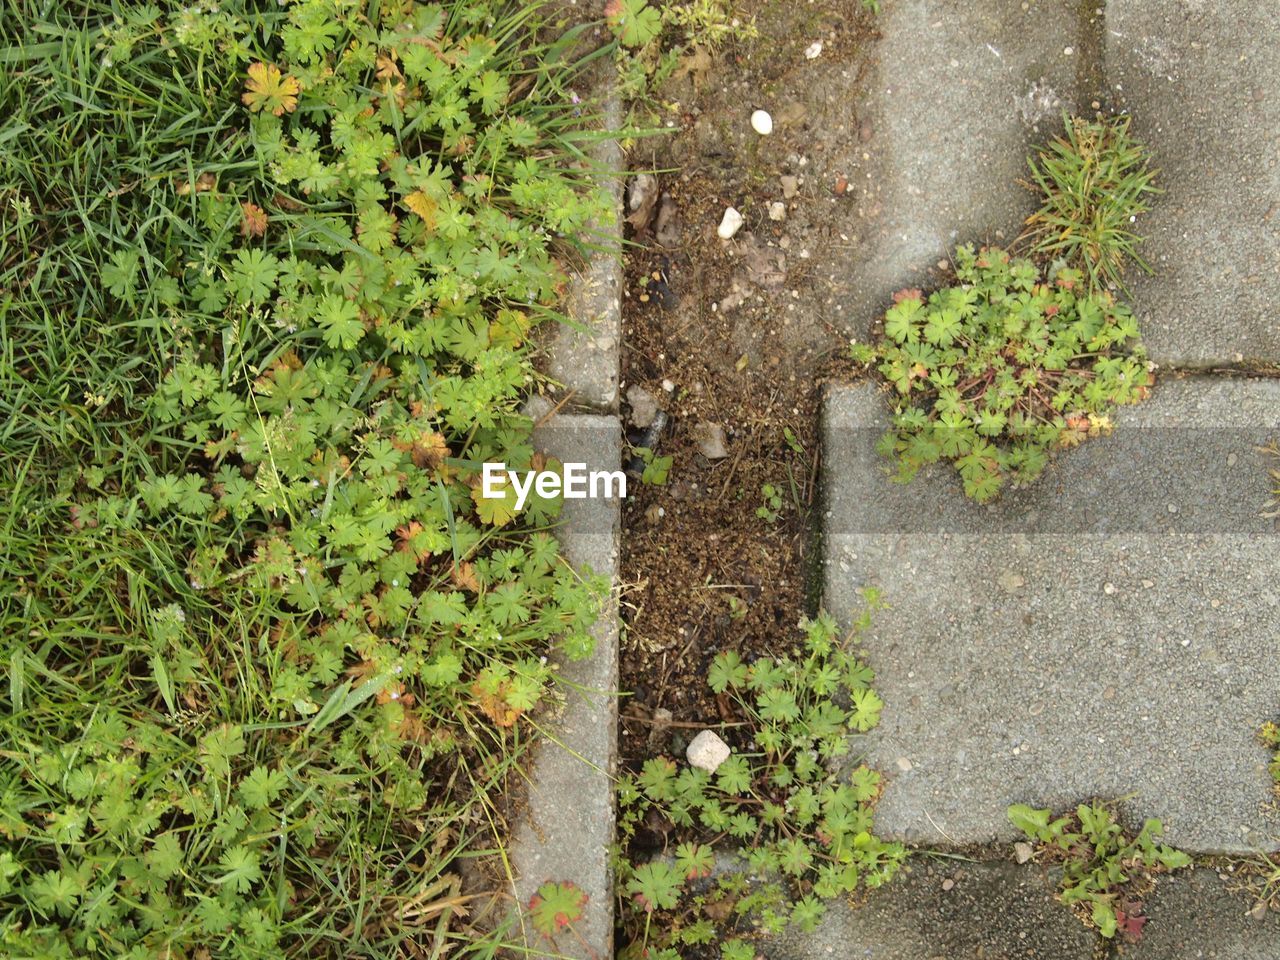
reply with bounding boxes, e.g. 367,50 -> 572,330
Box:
860,246 -> 1153,501
1008,800 -> 1191,942
527,880 -> 591,951
1260,719 -> 1280,791
1023,115 -> 1160,294
614,593 -> 905,958
858,115 -> 1160,502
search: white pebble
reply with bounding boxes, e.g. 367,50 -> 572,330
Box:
768,201 -> 787,221
717,206 -> 744,239
750,109 -> 773,135
804,41 -> 823,60
687,730 -> 731,773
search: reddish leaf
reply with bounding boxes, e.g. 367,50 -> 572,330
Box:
1116,901 -> 1148,943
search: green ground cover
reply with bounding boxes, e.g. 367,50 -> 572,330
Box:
0,1 -> 612,955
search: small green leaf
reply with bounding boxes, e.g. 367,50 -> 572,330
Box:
708,651 -> 748,693
1007,803 -> 1051,840
528,880 -> 587,937
151,653 -> 175,714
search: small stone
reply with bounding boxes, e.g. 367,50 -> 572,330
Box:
626,385 -> 659,429
628,173 -> 657,213
1250,900 -> 1269,921
717,207 -> 744,240
895,757 -> 913,772
804,40 -> 823,60
661,379 -> 675,393
1103,582 -> 1116,595
750,109 -> 773,135
1014,842 -> 1034,864
1063,46 -> 1074,55
941,878 -> 955,891
687,730 -> 731,773
768,201 -> 787,222
780,175 -> 799,199
998,570 -> 1025,593
692,421 -> 729,460
858,120 -> 873,143
1142,579 -> 1154,588
833,175 -> 848,196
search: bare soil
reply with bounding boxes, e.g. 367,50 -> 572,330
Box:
618,1 -> 878,775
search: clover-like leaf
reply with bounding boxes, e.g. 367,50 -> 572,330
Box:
527,880 -> 587,937
242,62 -> 300,116
675,842 -> 714,881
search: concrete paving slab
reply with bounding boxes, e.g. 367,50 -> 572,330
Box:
822,378 -> 1280,854
1118,868 -> 1280,960
1106,0 -> 1280,366
772,861 -> 1096,960
834,0 -> 1088,337
545,91 -> 623,413
509,406 -> 621,958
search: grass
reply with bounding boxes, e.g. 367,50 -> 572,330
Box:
0,1 -> 615,956
1023,114 -> 1160,293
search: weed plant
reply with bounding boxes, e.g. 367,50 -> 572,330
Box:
614,601 -> 905,959
862,246 -> 1152,502
1024,115 -> 1159,293
1008,801 -> 1191,941
0,1 -> 612,955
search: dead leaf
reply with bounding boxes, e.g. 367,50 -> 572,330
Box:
674,46 -> 713,91
654,193 -> 681,248
452,561 -> 479,593
393,429 -> 450,469
176,172 -> 217,196
240,201 -> 268,238
472,679 -> 522,727
741,238 -> 786,286
403,191 -> 437,230
375,51 -> 402,82
1116,901 -> 1147,942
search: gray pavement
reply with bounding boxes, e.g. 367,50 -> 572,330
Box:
833,0 -> 1088,336
821,378 -> 1280,855
1106,0 -> 1280,366
544,89 -> 624,413
1119,868 -> 1280,959
772,861 -> 1096,960
509,404 -> 621,958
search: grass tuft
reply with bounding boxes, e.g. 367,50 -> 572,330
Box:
1023,115 -> 1159,293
